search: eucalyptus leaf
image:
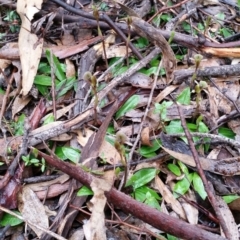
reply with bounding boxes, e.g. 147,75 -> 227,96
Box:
0,211 -> 23,227
62,147 -> 80,163
168,163 -> 181,176
116,95 -> 140,119
34,75 -> 52,86
173,176 -> 192,196
176,87 -> 190,105
139,139 -> 161,157
77,186 -> 93,196
219,127 -> 236,139
192,172 -> 207,200
45,50 -> 65,81
222,195 -> 240,204
125,168 -> 158,190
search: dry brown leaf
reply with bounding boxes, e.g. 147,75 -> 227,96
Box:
141,127 -> 152,146
105,45 -> 132,58
18,187 -> 49,237
17,0 -> 43,96
65,59 -> 76,78
50,133 -> 72,142
69,229 -> 85,240
127,72 -> 153,88
180,190 -> 198,224
12,95 -> 31,118
228,119 -> 240,135
27,174 -> 70,192
208,80 -> 239,114
207,85 -> 219,119
77,128 -> 121,164
155,176 -> 186,220
0,59 -> 11,69
48,36 -> 102,59
201,47 -> 240,58
0,42 -> 19,60
94,33 -> 116,57
41,102 -> 76,122
154,85 -> 179,103
83,178 -> 111,240
216,195 -> 239,239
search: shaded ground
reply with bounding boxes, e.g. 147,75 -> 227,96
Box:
1,0 -> 240,239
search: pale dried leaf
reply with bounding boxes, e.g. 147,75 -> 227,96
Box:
18,187 -> 48,237
26,174 -> 70,192
65,59 -> 76,78
141,127 -> 152,146
154,85 -> 178,103
83,178 -> 111,240
50,133 -> 72,142
106,45 -> 131,58
0,59 -> 11,69
17,0 -> 43,96
155,176 -> 186,220
216,195 -> 239,239
77,128 -> 121,164
127,72 -> 153,88
41,102 -> 76,122
69,229 -> 85,240
12,95 -> 31,118
180,190 -> 198,224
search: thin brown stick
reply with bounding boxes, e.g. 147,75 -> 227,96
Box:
175,102 -> 231,239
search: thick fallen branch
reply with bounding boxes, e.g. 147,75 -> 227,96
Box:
173,63 -> 240,83
37,150 -> 226,240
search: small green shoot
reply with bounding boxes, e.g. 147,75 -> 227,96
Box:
194,80 -> 208,117
191,54 -> 203,89
204,16 -> 212,35
11,113 -> 25,136
114,131 -> 128,186
114,132 -> 127,166
83,71 -> 99,124
93,6 -> 108,69
22,155 -> 46,172
134,186 -> 161,210
3,10 -> 20,33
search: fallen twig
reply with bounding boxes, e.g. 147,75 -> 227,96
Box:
36,149 -> 226,240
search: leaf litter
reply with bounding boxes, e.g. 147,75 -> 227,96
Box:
1,0 -> 240,239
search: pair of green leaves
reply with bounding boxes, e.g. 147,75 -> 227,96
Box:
168,161 -> 207,200
34,50 -> 76,98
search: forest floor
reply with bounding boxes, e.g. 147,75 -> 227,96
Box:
1,0 -> 240,239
